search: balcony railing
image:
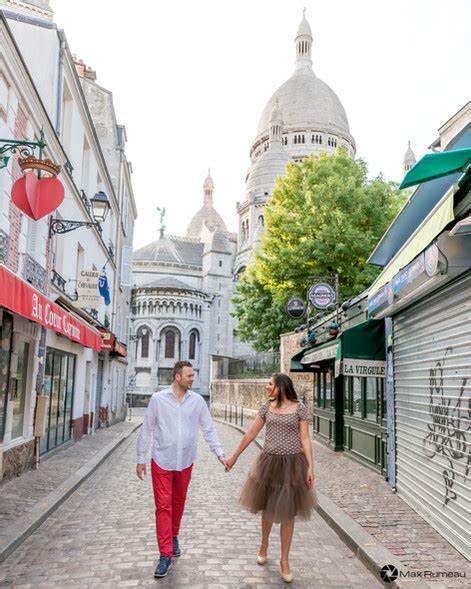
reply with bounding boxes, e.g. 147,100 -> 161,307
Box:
88,308 -> 99,320
108,242 -> 115,263
23,254 -> 47,293
51,269 -> 67,292
0,230 -> 9,264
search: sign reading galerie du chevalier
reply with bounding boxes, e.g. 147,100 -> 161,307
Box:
76,269 -> 101,309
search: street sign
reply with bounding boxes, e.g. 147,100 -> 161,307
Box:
308,282 -> 336,309
285,297 -> 306,319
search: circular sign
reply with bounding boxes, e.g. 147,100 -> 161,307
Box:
308,283 -> 336,309
285,297 -> 306,319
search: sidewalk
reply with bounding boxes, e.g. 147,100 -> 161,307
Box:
0,414 -> 142,563
218,416 -> 471,587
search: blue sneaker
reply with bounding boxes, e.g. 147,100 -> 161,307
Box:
172,536 -> 181,557
154,556 -> 172,578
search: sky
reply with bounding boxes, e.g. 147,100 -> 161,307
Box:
51,0 -> 471,249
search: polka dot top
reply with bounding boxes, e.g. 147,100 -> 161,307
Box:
258,401 -> 309,455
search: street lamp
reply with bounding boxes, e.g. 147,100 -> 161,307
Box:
49,191 -> 111,235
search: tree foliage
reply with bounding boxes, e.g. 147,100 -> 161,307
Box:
233,149 -> 405,350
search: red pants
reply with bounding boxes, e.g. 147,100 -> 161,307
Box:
151,459 -> 193,557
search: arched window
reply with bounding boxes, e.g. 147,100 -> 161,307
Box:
189,331 -> 198,360
165,330 -> 176,358
139,326 -> 150,358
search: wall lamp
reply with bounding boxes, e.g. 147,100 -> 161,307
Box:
50,191 -> 110,235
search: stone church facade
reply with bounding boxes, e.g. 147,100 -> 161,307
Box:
130,12 -> 359,400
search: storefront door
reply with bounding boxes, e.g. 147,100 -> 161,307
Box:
0,312 -> 13,441
40,348 -> 76,454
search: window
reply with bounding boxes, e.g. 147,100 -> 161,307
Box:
120,245 -> 133,287
366,378 -> 377,420
165,330 -> 176,358
325,368 -> 333,409
11,341 -> 29,439
344,377 -> 351,413
139,327 -> 150,358
158,368 -> 173,385
219,260 -> 222,267
81,137 -> 90,193
189,332 -> 197,360
353,377 -> 362,417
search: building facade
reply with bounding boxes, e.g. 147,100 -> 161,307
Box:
129,173 -> 237,401
0,0 -> 136,480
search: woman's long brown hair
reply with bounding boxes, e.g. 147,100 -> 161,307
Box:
271,372 -> 298,407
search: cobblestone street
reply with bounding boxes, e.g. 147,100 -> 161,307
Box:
0,423 -> 382,588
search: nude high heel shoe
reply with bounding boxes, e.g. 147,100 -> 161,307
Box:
280,560 -> 294,583
257,543 -> 268,565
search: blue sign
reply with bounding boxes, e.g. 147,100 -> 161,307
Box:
99,270 -> 111,306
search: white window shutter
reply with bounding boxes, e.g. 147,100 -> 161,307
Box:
120,245 -> 133,287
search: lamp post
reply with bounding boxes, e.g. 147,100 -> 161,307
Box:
128,327 -> 147,419
49,191 -> 111,236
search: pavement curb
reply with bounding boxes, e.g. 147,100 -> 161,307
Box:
0,421 -> 142,564
215,418 -> 430,589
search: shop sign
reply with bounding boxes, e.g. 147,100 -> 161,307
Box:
342,358 -> 386,377
101,330 -> 115,351
308,282 -> 336,309
0,265 -> 101,351
76,269 -> 101,309
113,340 -> 127,357
392,253 -> 425,296
301,343 -> 339,365
285,297 -> 306,319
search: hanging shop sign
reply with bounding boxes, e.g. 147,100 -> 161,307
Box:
285,297 -> 306,319
0,265 -> 101,351
301,342 -> 339,365
100,330 -> 115,351
113,340 -> 128,357
308,282 -> 335,309
75,269 -> 101,309
11,157 -> 64,220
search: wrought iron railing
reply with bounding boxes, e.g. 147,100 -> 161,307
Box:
0,230 -> 9,264
51,269 -> 67,292
107,241 -> 115,262
23,254 -> 47,293
88,308 -> 99,320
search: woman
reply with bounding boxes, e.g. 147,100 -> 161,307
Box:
226,373 -> 317,583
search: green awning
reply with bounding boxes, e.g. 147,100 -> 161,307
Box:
290,340 -> 340,372
400,148 -> 471,189
337,319 -> 386,378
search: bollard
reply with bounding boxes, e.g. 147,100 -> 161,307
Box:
235,406 -> 238,425
241,406 -> 244,427
229,405 -> 232,423
224,405 -> 227,421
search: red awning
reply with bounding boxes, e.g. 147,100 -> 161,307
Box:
0,264 -> 101,351
113,340 -> 127,357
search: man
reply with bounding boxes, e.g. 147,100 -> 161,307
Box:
136,361 -> 226,578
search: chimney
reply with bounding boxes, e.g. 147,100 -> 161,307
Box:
73,57 -> 86,78
84,66 -> 97,82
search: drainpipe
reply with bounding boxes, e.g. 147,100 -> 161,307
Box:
55,36 -> 66,134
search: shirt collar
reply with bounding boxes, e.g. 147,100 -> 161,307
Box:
167,386 -> 192,398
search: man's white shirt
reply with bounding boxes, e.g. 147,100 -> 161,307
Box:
136,387 -> 224,471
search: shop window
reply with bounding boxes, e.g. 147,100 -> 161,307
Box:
40,348 -> 76,454
366,377 -> 378,420
353,377 -> 362,417
381,379 -> 386,419
344,377 -> 351,413
0,312 -> 13,441
325,369 -> 333,409
11,341 -> 29,439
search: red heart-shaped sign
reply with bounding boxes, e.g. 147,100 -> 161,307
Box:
12,171 -> 64,220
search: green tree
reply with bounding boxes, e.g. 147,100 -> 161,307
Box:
233,149 -> 405,350
232,268 -> 296,351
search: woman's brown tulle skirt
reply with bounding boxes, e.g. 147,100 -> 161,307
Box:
239,451 -> 318,524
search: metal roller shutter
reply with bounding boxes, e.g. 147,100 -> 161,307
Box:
394,273 -> 471,559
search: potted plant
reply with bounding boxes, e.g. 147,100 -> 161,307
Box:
328,322 -> 339,336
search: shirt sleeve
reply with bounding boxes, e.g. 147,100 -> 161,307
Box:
199,399 -> 225,458
136,395 -> 157,463
298,402 -> 309,421
258,402 -> 268,421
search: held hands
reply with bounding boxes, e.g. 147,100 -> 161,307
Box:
136,463 -> 146,480
224,455 -> 237,472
